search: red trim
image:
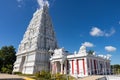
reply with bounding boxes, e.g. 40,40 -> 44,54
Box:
72,60 -> 74,74
77,59 -> 79,74
83,59 -> 85,75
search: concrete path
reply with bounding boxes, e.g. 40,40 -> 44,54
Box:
78,75 -> 105,80
106,75 -> 120,80
0,74 -> 35,80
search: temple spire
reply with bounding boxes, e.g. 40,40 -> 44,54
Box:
13,3 -> 58,74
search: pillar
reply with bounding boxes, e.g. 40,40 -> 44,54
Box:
89,59 -> 91,75
72,60 -> 74,74
55,62 -> 57,73
74,59 -> 78,78
76,59 -> 79,74
60,62 -> 63,74
64,61 -> 67,74
83,59 -> 85,75
51,62 -> 54,74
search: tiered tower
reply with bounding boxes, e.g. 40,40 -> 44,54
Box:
13,5 -> 58,74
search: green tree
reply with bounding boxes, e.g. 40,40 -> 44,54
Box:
111,64 -> 120,74
0,45 -> 16,73
87,50 -> 94,55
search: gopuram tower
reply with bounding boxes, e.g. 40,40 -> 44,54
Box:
13,4 -> 58,74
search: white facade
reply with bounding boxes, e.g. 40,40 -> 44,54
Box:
13,5 -> 58,74
50,46 -> 111,77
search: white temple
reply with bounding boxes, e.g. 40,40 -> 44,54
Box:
13,5 -> 58,74
13,4 -> 111,77
50,46 -> 111,77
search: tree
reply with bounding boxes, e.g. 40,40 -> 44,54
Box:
87,50 -> 94,55
111,64 -> 120,74
0,45 -> 16,73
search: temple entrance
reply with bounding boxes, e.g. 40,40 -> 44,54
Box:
52,61 -> 66,74
19,56 -> 26,72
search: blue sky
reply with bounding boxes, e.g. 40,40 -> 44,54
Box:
0,0 -> 120,64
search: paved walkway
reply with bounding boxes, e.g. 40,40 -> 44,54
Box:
0,74 -> 35,80
78,75 -> 105,80
106,75 -> 120,80
0,74 -> 106,80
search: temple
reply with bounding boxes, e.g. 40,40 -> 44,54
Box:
13,5 -> 58,74
50,46 -> 111,77
13,4 -> 111,77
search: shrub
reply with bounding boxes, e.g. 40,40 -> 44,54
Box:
35,70 -> 75,80
1,67 -> 12,74
51,73 -> 66,80
34,70 -> 51,79
13,72 -> 22,74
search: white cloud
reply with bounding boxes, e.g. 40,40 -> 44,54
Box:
105,28 -> 115,37
119,21 -> 120,24
37,0 -> 49,8
82,42 -> 94,47
18,5 -> 22,8
105,46 -> 116,52
16,0 -> 24,8
90,27 -> 115,37
90,27 -> 104,37
17,0 -> 23,3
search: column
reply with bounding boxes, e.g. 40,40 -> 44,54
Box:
74,59 -> 78,78
64,61 -> 66,74
89,59 -> 91,75
87,59 -> 90,75
94,60 -> 97,74
76,59 -> 79,74
66,60 -> 69,74
55,62 -> 57,73
72,60 -> 74,74
97,61 -> 100,74
96,60 -> 98,74
102,61 -> 104,75
108,62 -> 110,74
83,59 -> 85,75
50,62 -> 52,73
51,62 -> 53,74
92,59 -> 95,74
52,62 -> 56,74
52,62 -> 54,74
60,62 -> 63,74
106,62 -> 108,74
104,62 -> 107,75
